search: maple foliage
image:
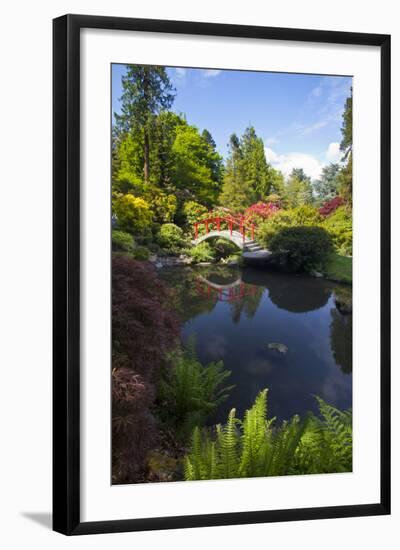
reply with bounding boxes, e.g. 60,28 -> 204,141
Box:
112,255 -> 180,483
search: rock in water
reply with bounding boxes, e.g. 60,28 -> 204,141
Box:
267,342 -> 288,354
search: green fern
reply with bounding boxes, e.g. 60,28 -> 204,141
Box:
219,409 -> 240,479
183,389 -> 352,481
293,397 -> 352,474
158,340 -> 234,439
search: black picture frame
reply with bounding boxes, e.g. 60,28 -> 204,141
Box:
53,14 -> 391,535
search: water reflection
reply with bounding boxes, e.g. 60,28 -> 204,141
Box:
160,265 -> 352,422
195,274 -> 259,303
330,308 -> 352,374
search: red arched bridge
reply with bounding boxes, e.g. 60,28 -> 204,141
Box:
192,211 -> 263,252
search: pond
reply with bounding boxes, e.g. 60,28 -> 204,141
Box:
160,265 -> 352,424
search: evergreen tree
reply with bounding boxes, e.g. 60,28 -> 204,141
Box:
338,89 -> 353,204
290,168 -> 310,183
219,133 -> 255,210
285,168 -> 313,207
268,167 -> 286,199
150,111 -> 185,189
314,163 -> 341,203
340,90 -> 352,160
241,126 -> 270,200
114,65 -> 175,183
202,129 -> 216,149
202,129 -> 224,186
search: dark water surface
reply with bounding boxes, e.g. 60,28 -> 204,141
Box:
160,265 -> 352,423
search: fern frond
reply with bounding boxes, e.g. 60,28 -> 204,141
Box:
183,390 -> 352,481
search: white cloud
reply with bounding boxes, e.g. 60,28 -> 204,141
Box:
265,147 -> 324,180
202,69 -> 221,78
325,142 -> 341,163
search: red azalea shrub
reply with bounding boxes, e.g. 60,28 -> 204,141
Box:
319,196 -> 345,217
244,202 -> 280,225
112,255 -> 180,483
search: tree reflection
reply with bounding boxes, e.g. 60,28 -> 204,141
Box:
242,268 -> 331,313
159,267 -> 218,322
161,266 -> 349,328
330,307 -> 352,374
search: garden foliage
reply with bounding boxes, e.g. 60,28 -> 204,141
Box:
319,196 -> 345,217
113,193 -> 153,234
184,389 -> 352,480
257,203 -> 351,260
132,245 -> 150,260
244,201 -> 280,225
112,255 -> 180,483
321,206 -> 352,256
183,200 -> 208,226
189,241 -> 216,263
112,230 -> 135,253
257,205 -> 323,248
157,223 -> 185,253
158,342 -> 234,439
269,226 -> 332,271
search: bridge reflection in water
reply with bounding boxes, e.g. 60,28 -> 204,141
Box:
195,274 -> 258,302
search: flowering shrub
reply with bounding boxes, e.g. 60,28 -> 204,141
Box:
244,202 -> 280,225
319,196 -> 345,217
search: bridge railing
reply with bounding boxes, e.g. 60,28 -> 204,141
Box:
193,213 -> 255,242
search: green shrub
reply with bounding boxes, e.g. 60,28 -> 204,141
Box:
222,253 -> 242,265
158,342 -> 234,439
290,205 -> 323,226
132,245 -> 150,260
269,226 -> 332,272
189,241 -> 216,263
182,200 -> 208,226
112,230 -> 135,253
213,238 -> 239,260
256,205 -> 322,249
322,206 -> 352,256
145,188 -> 177,224
183,389 -> 352,480
113,193 -> 153,234
157,223 -> 185,253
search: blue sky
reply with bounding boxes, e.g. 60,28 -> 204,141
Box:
112,64 -> 352,181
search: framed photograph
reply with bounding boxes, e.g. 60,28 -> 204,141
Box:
53,14 -> 391,535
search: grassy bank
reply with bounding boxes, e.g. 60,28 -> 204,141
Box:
322,252 -> 352,284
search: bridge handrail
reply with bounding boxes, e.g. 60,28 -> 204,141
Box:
193,211 -> 255,241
